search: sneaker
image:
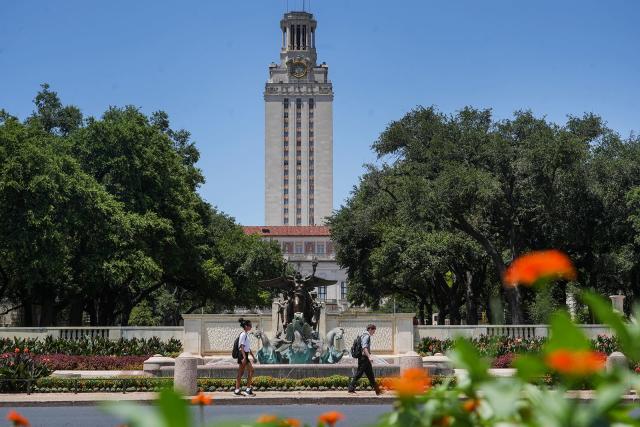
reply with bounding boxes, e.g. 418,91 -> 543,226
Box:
375,389 -> 385,396
347,390 -> 356,394
233,389 -> 243,396
245,388 -> 256,396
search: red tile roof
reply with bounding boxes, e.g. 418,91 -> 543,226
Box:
243,225 -> 331,237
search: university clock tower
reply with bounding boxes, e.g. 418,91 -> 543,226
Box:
264,11 -> 334,226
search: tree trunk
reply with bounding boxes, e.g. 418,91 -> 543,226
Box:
466,272 -> 478,325
69,300 -> 84,325
453,215 -> 524,323
22,300 -> 33,327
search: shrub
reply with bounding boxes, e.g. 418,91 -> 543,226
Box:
0,348 -> 52,392
0,336 -> 181,356
418,335 -> 619,358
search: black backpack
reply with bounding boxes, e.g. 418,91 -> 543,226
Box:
231,333 -> 241,359
350,334 -> 363,358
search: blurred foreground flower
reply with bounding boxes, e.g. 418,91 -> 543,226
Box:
256,414 -> 279,424
318,411 -> 344,426
503,250 -> 576,287
383,368 -> 431,397
546,349 -> 606,376
462,398 -> 481,412
282,418 -> 302,427
6,410 -> 30,426
190,391 -> 212,406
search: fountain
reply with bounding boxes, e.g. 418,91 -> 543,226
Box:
255,260 -> 348,364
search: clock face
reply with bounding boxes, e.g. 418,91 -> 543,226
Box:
290,61 -> 308,78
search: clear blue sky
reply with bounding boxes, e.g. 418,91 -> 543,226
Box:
2,0 -> 639,225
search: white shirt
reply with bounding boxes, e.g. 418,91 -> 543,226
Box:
238,331 -> 251,353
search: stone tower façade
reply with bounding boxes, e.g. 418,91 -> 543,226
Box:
264,11 -> 333,226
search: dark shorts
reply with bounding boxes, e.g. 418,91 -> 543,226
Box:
237,352 -> 249,365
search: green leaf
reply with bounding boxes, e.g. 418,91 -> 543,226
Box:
582,292 -> 638,359
478,379 -> 522,419
102,401 -> 166,427
545,311 -> 590,352
513,354 -> 547,382
156,388 -> 191,427
448,338 -> 489,383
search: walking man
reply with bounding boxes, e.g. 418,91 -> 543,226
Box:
348,324 -> 383,395
234,318 -> 257,396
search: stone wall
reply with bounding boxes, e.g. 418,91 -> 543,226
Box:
182,314 -> 273,355
182,311 -> 414,355
414,324 -> 612,344
0,326 -> 183,341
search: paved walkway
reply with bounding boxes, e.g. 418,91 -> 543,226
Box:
0,391 -> 393,407
2,389 -> 638,408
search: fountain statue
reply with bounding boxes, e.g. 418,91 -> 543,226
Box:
255,260 -> 348,364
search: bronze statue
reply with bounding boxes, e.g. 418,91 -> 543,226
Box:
259,259 -> 336,330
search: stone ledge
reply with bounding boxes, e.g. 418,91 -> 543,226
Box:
157,363 -> 400,379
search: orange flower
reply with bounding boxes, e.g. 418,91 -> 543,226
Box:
190,391 -> 213,406
383,368 -> 431,397
23,348 -> 29,353
6,410 -> 30,426
14,348 -> 20,353
433,416 -> 453,426
256,414 -> 279,424
546,349 -> 606,376
318,411 -> 344,426
503,250 -> 576,287
282,419 -> 302,427
462,398 -> 480,412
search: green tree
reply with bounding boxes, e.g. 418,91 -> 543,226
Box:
331,106 -> 638,323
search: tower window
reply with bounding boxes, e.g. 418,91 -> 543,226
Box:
309,99 -> 314,108
318,286 -> 327,301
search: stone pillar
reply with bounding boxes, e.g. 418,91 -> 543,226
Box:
399,351 -> 423,374
319,304 -> 327,337
174,354 -> 198,396
182,316 -> 202,355
606,352 -> 628,372
610,294 -> 625,314
394,314 -> 415,354
271,300 -> 280,337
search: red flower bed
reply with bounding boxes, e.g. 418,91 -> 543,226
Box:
31,354 -> 147,371
492,353 -> 517,369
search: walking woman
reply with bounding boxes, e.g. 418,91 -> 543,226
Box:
234,318 -> 257,396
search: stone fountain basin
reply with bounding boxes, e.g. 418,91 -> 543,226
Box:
156,362 -> 400,379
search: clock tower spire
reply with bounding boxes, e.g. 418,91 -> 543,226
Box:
264,11 -> 333,226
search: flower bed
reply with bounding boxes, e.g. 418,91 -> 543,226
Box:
33,354 -> 148,370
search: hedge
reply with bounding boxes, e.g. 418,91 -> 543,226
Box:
22,375 -> 458,394
0,336 -> 182,356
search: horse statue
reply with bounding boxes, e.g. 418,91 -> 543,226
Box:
319,327 -> 348,364
252,329 -> 282,364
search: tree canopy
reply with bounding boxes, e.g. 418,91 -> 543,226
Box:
0,85 -> 284,326
329,106 -> 640,324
